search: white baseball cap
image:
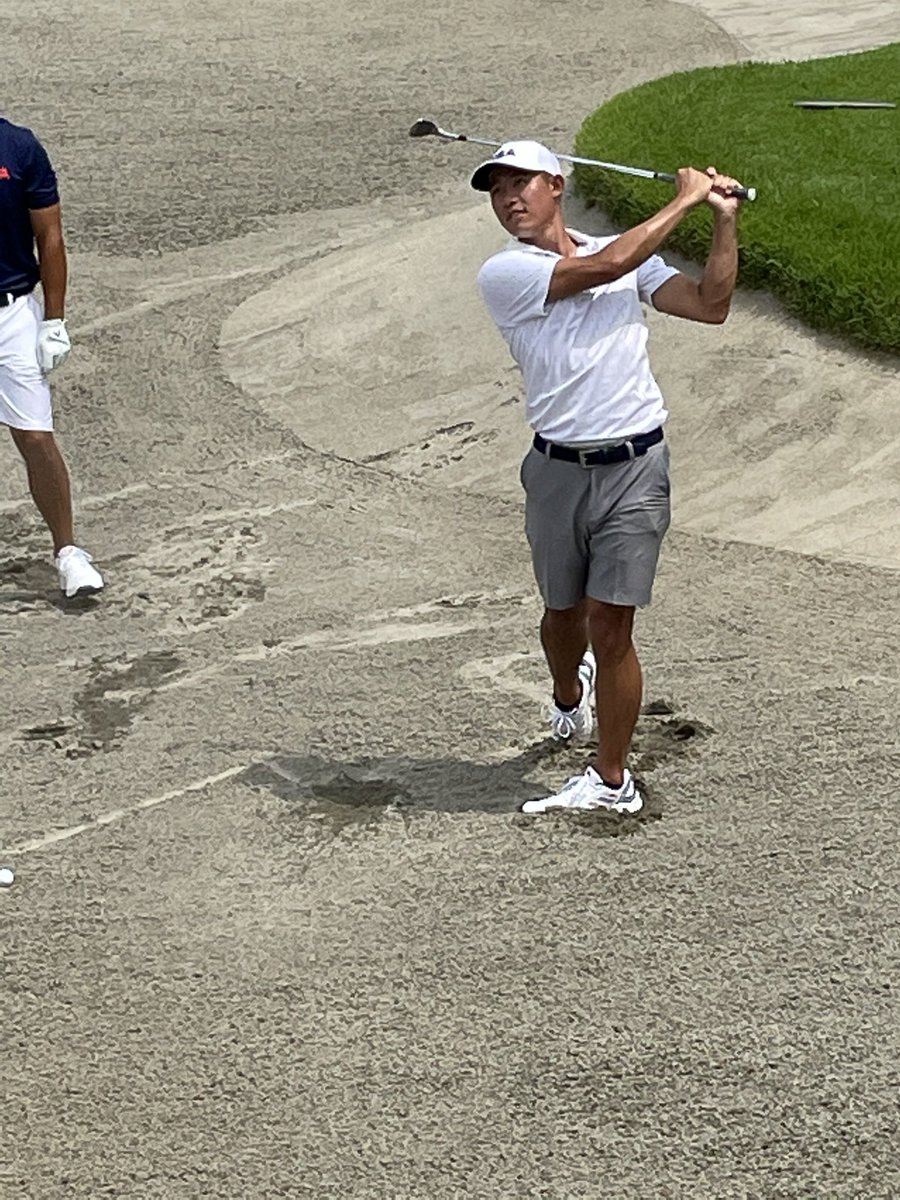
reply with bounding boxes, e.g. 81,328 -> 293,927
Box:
470,140 -> 564,191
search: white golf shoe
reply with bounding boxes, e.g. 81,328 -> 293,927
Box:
548,650 -> 596,742
55,546 -> 104,598
522,766 -> 643,815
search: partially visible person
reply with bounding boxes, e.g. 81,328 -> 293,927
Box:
472,140 -> 745,814
0,114 -> 103,598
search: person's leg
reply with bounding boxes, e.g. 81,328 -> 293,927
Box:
2,296 -> 77,556
522,599 -> 644,816
540,600 -> 589,706
521,448 -> 592,721
8,427 -> 75,555
581,445 -> 670,786
521,445 -> 669,814
7,422 -> 102,597
585,600 -> 640,787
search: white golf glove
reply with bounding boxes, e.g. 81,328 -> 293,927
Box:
37,318 -> 71,373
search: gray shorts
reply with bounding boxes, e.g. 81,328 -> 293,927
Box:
520,439 -> 671,609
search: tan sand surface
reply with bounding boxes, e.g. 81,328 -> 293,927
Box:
691,0 -> 900,60
2,1 -> 899,1196
221,196 -> 900,567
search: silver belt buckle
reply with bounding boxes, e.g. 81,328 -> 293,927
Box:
577,447 -> 593,467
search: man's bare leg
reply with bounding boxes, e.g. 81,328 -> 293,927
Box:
540,601 -> 589,706
9,428 -> 75,555
586,599 -> 641,787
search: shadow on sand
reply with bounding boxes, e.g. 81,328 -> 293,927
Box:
243,704 -> 711,842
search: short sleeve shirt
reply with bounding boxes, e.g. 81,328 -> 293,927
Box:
477,229 -> 679,443
0,119 -> 60,293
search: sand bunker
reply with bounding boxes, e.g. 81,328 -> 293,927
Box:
221,195 -> 900,569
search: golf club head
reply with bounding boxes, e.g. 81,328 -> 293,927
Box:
409,118 -> 440,138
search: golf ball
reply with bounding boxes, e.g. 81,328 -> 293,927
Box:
0,867 -> 15,888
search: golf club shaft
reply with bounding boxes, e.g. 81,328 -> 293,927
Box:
410,120 -> 757,201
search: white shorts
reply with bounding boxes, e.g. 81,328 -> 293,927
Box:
0,293 -> 53,432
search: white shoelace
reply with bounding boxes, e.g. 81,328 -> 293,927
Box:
551,709 -> 578,739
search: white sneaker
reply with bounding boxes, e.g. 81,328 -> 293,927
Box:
548,650 -> 596,742
522,766 -> 643,815
55,546 -> 104,598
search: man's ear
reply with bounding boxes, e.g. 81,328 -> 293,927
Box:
549,173 -> 566,199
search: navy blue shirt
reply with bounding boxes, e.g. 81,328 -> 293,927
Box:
0,118 -> 60,293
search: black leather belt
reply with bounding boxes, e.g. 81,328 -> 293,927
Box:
533,426 -> 664,466
0,287 -> 34,307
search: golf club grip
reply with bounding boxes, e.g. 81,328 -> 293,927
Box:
657,171 -> 756,202
724,185 -> 756,202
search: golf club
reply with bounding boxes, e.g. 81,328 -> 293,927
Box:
409,118 -> 757,202
793,99 -> 896,109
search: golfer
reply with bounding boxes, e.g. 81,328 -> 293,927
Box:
0,115 -> 103,597
472,140 -> 744,814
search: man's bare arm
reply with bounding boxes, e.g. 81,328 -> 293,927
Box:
651,208 -> 739,324
546,167 -> 714,302
651,171 -> 744,323
30,204 -> 68,320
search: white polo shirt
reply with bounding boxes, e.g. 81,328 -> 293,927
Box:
477,228 -> 679,444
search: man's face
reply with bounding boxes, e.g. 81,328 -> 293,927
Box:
488,167 -> 562,238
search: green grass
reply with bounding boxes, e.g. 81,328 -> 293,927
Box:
572,44 -> 900,354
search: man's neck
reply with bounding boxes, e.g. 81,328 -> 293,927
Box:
517,213 -> 578,256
